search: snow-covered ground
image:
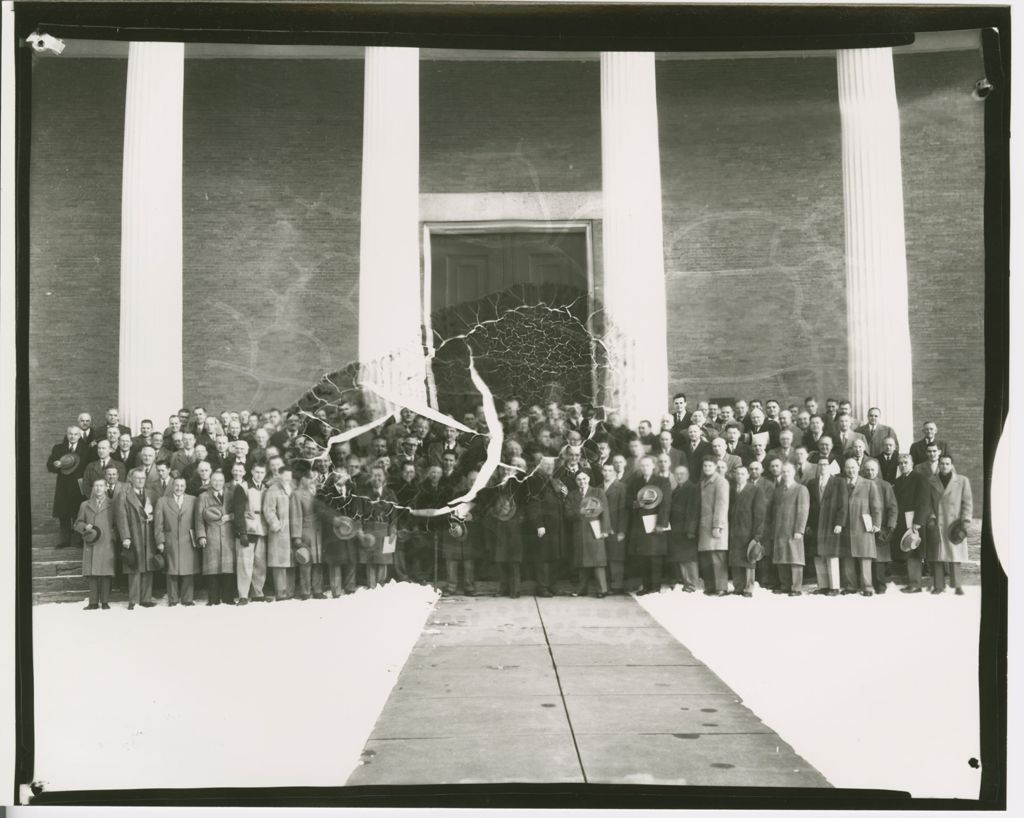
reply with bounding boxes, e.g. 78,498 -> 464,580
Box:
637,585 -> 982,800
32,581 -> 438,792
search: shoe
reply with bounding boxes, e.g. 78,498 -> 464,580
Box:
182,601 -> 195,606
313,593 -> 327,600
901,586 -> 922,594
127,603 -> 135,610
100,603 -> 110,610
683,585 -> 697,593
536,589 -> 553,598
297,594 -> 310,601
826,590 -> 840,597
83,603 -> 99,610
875,585 -> 887,594
510,592 -> 520,599
931,588 -> 945,595
955,587 -> 965,596
741,590 -> 753,598
262,596 -> 273,602
168,602 -> 178,607
859,589 -> 874,597
772,589 -> 787,595
237,598 -> 249,606
596,592 -> 606,599
840,589 -> 857,595
140,602 -> 156,608
788,590 -> 802,597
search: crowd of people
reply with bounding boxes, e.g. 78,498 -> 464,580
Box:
45,393 -> 974,610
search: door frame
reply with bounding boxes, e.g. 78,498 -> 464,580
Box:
421,220 -> 596,408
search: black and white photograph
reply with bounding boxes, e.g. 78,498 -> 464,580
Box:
2,0 -> 1011,810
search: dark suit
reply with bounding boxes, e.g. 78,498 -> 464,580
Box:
746,420 -> 781,450
877,452 -> 900,485
909,437 -> 951,466
670,411 -> 693,448
678,440 -> 712,481
82,458 -> 126,494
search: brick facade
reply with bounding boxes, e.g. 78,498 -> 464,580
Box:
27,50 -> 986,527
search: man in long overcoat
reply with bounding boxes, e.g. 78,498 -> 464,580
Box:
667,465 -> 700,592
917,454 -> 973,594
839,456 -> 882,596
523,458 -> 565,597
290,466 -> 326,598
115,467 -> 158,608
564,471 -> 612,597
697,457 -> 730,595
891,455 -> 924,592
195,470 -> 237,605
728,465 -> 766,596
768,462 -> 810,595
600,463 -> 629,594
483,466 -> 527,598
262,467 -> 293,600
48,425 -> 88,547
626,456 -> 672,595
804,459 -> 845,595
359,465 -> 399,589
232,461 -> 270,603
74,476 -> 116,608
864,459 -> 898,593
154,477 -> 199,605
320,465 -> 361,597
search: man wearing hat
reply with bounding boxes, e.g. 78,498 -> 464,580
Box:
48,425 -> 88,548
115,467 -> 159,609
74,477 -> 117,609
232,461 -> 270,603
564,471 -> 612,597
154,477 -> 199,606
195,470 -> 237,605
263,466 -> 294,601
916,453 -> 972,595
838,456 -> 882,596
727,465 -> 766,597
892,454 -> 925,592
668,464 -> 701,592
697,455 -> 731,595
864,459 -> 898,594
626,455 -> 672,595
767,462 -> 810,596
290,464 -> 326,599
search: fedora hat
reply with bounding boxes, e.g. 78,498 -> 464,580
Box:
636,485 -> 664,510
948,519 -> 969,546
151,551 -> 167,572
122,545 -> 138,571
746,539 -> 765,563
332,514 -> 358,540
202,505 -> 224,523
58,452 -> 80,475
899,528 -> 921,553
491,496 -> 518,521
293,544 -> 311,565
447,518 -> 467,540
82,525 -> 101,545
579,495 -> 604,520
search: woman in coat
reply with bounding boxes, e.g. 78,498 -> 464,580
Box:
290,467 -> 325,599
154,476 -> 199,605
667,465 -> 700,592
697,457 -> 730,594
262,468 -> 293,600
727,465 -> 766,596
839,457 -> 882,596
564,471 -> 612,597
483,469 -> 526,598
74,476 -> 116,609
359,465 -> 398,589
918,454 -> 973,594
766,463 -> 810,595
195,470 -> 237,605
864,459 -> 899,593
626,456 -> 672,595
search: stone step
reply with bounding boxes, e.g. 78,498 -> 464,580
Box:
32,574 -> 90,592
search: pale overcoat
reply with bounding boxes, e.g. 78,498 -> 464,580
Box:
919,470 -> 973,563
262,477 -> 293,569
289,486 -> 324,564
74,496 -> 116,576
768,482 -> 810,565
195,488 -> 236,574
154,494 -> 199,576
697,473 -> 729,552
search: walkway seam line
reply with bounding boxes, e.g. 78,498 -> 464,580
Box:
533,596 -> 589,784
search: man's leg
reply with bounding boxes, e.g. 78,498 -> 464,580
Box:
236,543 -> 255,601
712,552 -> 728,592
311,563 -> 325,596
464,561 -> 476,595
219,573 -> 235,604
297,563 -> 311,598
251,537 -> 267,598
931,561 -> 947,591
608,560 -> 625,592
342,562 -> 357,594
840,557 -> 859,591
906,557 -> 923,589
127,572 -> 140,605
87,577 -> 99,607
873,560 -> 889,593
509,563 -> 521,597
595,567 -> 608,594
167,575 -> 180,606
949,562 -> 963,590
98,576 -> 111,605
140,571 -> 153,604
444,559 -> 459,593
859,558 -> 873,592
271,567 -> 288,599
535,561 -> 552,595
181,575 -> 194,604
648,556 -> 663,593
329,564 -> 342,597
206,574 -> 220,605
789,564 -> 804,594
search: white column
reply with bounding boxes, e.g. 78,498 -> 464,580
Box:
600,52 -> 670,428
837,47 -> 915,452
119,42 -> 184,434
358,46 -> 427,410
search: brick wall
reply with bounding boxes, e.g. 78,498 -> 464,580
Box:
27,50 -> 986,528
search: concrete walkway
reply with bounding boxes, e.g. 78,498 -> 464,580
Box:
346,594 -> 829,787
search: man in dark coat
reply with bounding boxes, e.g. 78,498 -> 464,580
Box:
876,437 -> 900,485
48,425 -> 88,547
668,465 -> 701,592
679,425 -> 713,482
524,460 -> 565,597
728,465 -> 766,596
908,421 -> 951,466
892,454 -> 924,592
669,393 -> 693,448
626,455 -> 672,595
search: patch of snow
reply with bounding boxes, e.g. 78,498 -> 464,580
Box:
636,585 -> 981,799
32,581 -> 438,791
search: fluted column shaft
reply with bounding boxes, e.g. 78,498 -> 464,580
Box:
358,46 -> 427,409
600,52 -> 670,428
119,42 -> 184,434
837,48 -> 914,451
